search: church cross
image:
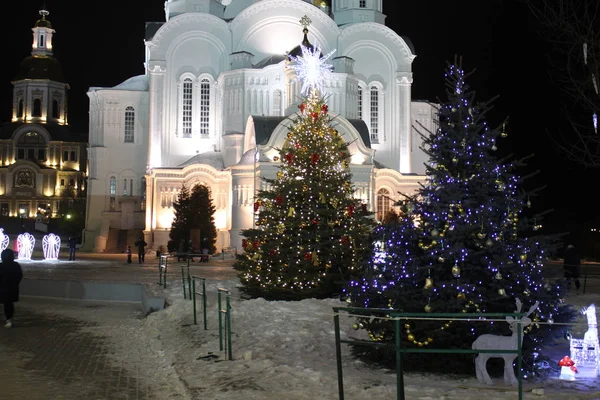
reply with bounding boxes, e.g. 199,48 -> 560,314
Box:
300,15 -> 312,30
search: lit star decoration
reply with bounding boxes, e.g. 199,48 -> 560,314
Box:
288,44 -> 336,95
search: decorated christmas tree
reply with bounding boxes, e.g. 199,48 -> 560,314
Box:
347,59 -> 575,375
234,44 -> 375,300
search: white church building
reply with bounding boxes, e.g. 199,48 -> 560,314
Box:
83,0 -> 435,253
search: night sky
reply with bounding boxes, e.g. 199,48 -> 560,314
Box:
1,1 -> 591,242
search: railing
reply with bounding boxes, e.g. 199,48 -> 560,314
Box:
332,307 -> 527,400
192,276 -> 208,329
218,288 -> 233,360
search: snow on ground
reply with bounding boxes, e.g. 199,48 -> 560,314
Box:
31,259 -> 600,400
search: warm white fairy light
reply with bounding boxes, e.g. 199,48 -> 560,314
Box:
288,44 -> 335,95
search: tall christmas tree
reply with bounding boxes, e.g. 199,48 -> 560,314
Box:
348,59 -> 575,374
234,43 -> 375,300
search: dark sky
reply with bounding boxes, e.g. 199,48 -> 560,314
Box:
1,1 -> 592,240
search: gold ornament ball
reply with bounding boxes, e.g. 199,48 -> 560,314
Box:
407,334 -> 415,341
424,304 -> 432,313
498,288 -> 506,297
457,292 -> 466,300
352,323 -> 359,330
451,265 -> 461,278
404,323 -> 411,329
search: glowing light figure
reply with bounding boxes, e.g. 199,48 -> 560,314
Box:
0,228 -> 9,251
288,44 -> 335,95
42,233 -> 61,260
17,232 -> 35,261
570,304 -> 599,376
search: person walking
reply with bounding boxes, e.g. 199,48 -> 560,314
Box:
126,246 -> 132,264
134,236 -> 147,264
68,236 -> 78,261
563,244 -> 581,291
0,249 -> 23,328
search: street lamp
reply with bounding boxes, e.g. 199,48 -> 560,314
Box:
19,208 -> 26,232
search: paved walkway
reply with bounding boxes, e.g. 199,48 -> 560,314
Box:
0,252 -> 237,400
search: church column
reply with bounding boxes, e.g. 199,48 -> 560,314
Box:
148,61 -> 167,169
396,72 -> 413,173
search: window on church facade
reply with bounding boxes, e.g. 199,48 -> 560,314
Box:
359,0 -> 366,7
141,177 -> 146,211
376,188 -> 391,221
358,86 -> 363,119
109,176 -> 117,211
370,86 -> 379,143
18,100 -> 24,118
124,106 -> 135,143
33,99 -> 42,117
123,179 -> 128,196
16,131 -> 47,162
39,34 -> 45,47
52,100 -> 59,119
199,78 -> 210,136
273,89 -> 282,115
182,78 -> 193,138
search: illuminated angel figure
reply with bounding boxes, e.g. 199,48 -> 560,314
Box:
17,232 -> 35,261
42,233 -> 61,260
288,44 -> 335,95
0,228 -> 9,251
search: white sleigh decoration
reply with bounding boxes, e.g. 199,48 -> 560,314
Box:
472,298 -> 539,386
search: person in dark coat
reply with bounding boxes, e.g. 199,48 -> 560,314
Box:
563,244 -> 581,291
0,249 -> 23,328
134,236 -> 147,264
68,236 -> 78,261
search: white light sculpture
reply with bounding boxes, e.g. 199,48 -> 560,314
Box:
42,233 -> 61,260
288,44 -> 335,95
17,232 -> 35,261
0,228 -> 9,251
570,304 -> 599,376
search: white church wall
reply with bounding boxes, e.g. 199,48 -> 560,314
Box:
411,101 -> 438,175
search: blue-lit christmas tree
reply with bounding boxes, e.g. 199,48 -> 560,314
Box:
347,59 -> 575,375
234,44 -> 375,300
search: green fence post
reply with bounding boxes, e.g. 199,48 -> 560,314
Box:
163,257 -> 167,289
218,290 -> 223,351
517,320 -> 523,400
187,267 -> 192,301
192,278 -> 197,325
181,266 -> 187,299
226,293 -> 232,360
333,310 -> 344,400
395,318 -> 404,400
202,279 -> 207,330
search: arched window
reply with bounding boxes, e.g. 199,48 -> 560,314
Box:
124,106 -> 135,143
140,177 -> 146,211
39,34 -> 45,47
109,176 -> 117,211
370,86 -> 379,143
273,89 -> 282,115
182,78 -> 193,138
52,100 -> 59,119
357,85 -> 363,119
123,179 -> 128,196
33,99 -> 42,117
376,188 -> 391,221
18,100 -> 24,118
199,78 -> 210,135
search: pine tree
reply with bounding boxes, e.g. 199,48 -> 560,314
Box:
189,184 -> 218,254
234,89 -> 375,300
348,59 -> 575,375
168,183 -> 191,253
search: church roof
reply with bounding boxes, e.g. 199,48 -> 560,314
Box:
250,116 -> 372,148
254,55 -> 287,69
91,75 -> 149,92
13,56 -> 66,83
178,151 -> 225,170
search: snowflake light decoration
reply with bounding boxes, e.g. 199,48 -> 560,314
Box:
288,44 -> 336,95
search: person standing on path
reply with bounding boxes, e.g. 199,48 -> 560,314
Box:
68,236 -> 78,261
563,244 -> 581,291
134,237 -> 147,264
0,249 -> 23,328
126,246 -> 132,264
